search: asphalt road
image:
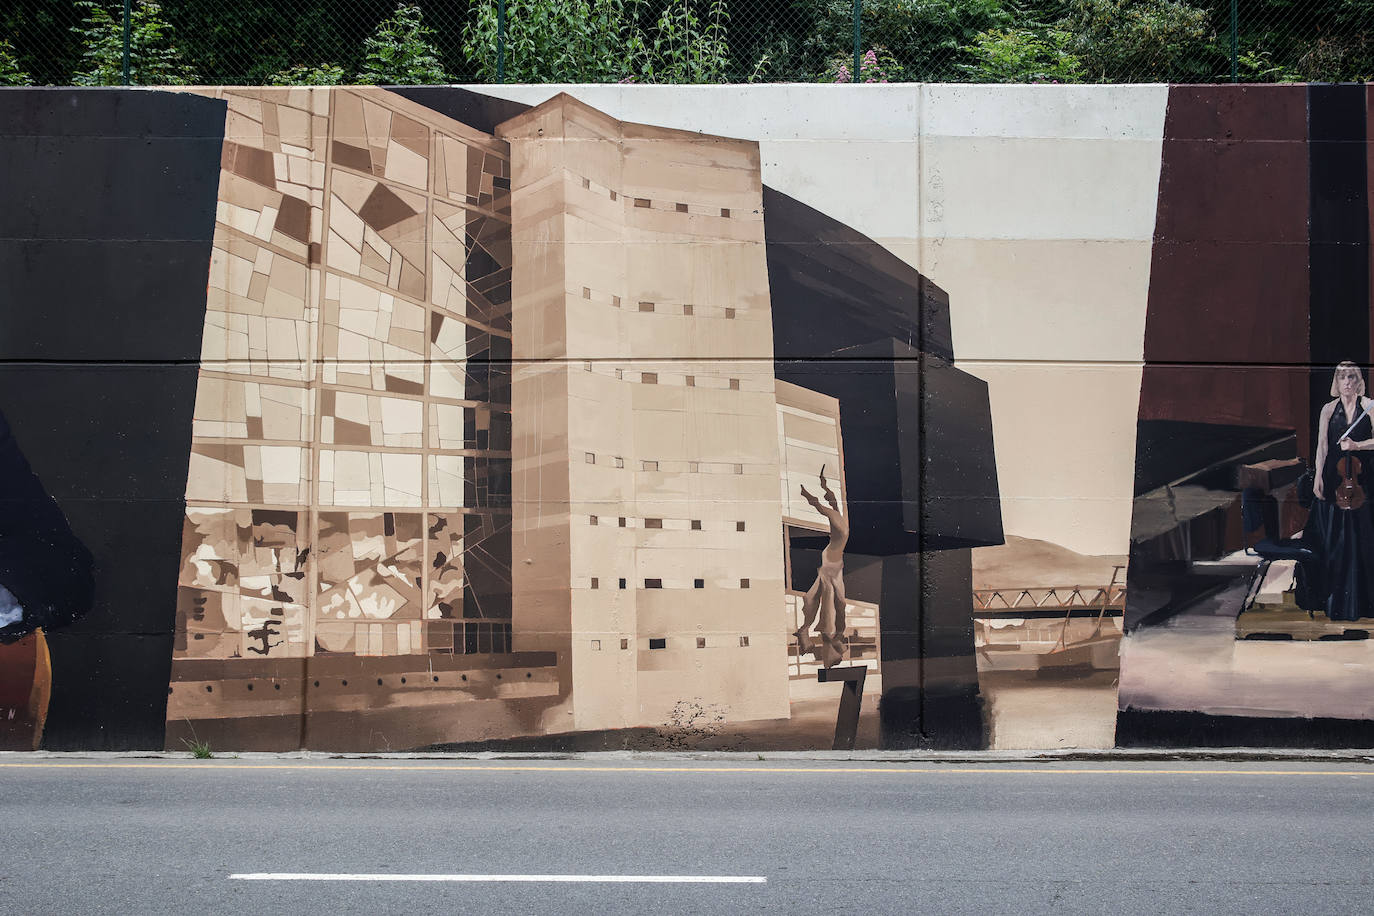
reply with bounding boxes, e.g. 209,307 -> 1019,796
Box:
4,756 -> 1374,915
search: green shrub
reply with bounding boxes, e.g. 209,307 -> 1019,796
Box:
0,39 -> 33,85
464,0 -> 635,81
636,0 -> 731,83
358,3 -> 449,84
961,27 -> 1083,82
268,63 -> 348,85
803,0 -> 1012,81
70,0 -> 198,85
463,0 -> 730,84
1060,0 -> 1215,82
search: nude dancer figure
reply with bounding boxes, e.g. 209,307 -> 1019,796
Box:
794,466 -> 849,668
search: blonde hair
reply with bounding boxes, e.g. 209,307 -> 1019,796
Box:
1331,361 -> 1367,397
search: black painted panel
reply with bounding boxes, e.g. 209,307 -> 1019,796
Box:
1307,84 -> 1370,448
390,86 -> 533,137
917,354 -> 1003,550
0,89 -> 221,749
878,549 -> 984,750
776,357 -> 908,555
763,186 -> 954,361
0,91 -> 225,363
41,632 -> 178,751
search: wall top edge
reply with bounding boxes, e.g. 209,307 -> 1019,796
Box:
16,82 -> 1370,91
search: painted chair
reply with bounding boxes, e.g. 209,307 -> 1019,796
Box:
1238,488 -> 1313,616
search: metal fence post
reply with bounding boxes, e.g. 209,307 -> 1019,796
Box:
121,0 -> 131,85
497,0 -> 506,83
852,0 -> 861,83
1236,0 -> 1247,82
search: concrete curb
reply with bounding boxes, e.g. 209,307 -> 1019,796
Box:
5,748 -> 1374,763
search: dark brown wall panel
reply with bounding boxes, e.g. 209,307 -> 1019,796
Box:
1141,86 -> 1311,443
1160,84 -> 1308,143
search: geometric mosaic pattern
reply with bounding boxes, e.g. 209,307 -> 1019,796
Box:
177,87 -> 513,661
176,507 -> 309,659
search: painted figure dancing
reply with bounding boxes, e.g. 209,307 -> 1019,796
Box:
794,466 -> 849,668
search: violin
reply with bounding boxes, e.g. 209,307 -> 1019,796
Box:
1336,454 -> 1366,510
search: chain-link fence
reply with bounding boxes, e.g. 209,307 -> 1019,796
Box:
2,0 -> 1371,87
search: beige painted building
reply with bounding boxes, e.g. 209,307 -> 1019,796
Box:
167,87 -> 560,749
499,95 -> 791,733
178,86 -> 518,661
169,88 -> 800,747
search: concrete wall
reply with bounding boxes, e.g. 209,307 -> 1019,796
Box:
1,83 -> 1371,752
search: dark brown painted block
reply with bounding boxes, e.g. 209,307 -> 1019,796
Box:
273,193 -> 311,244
1138,365 -> 1310,462
1152,139 -> 1309,244
1163,84 -> 1308,142
1144,240 -> 1309,365
222,140 -> 275,189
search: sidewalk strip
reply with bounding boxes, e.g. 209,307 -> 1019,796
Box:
229,873 -> 767,884
1,762 -> 1372,776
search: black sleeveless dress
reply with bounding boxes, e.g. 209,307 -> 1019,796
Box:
1301,398 -> 1374,621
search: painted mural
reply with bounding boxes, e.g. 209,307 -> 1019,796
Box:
1118,83 -> 1374,748
0,82 -> 1370,752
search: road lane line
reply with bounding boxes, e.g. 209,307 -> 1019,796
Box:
229,873 -> 767,884
1,762 -> 1371,776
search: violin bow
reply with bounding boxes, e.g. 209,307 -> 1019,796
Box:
1338,401 -> 1373,442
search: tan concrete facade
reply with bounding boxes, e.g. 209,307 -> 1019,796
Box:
499,95 -> 790,732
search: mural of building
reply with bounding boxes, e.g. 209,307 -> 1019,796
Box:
166,87 -> 558,750
499,96 -> 792,733
163,89 -> 873,749
13,82 -> 1372,753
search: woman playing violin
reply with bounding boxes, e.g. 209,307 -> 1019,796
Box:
1302,361 -> 1374,621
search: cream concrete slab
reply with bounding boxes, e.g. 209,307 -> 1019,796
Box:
923,84 -> 1168,141
873,238 -> 921,271
758,139 -> 920,245
922,134 -> 1164,242
928,237 -> 1153,363
959,360 -> 1142,557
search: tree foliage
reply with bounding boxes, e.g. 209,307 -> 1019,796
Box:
70,0 -> 197,85
268,63 -> 348,85
357,3 -> 450,84
5,0 -> 1374,85
464,0 -> 635,82
462,0 -> 730,83
638,0 -> 731,83
0,39 -> 33,85
961,27 -> 1083,82
802,0 -> 1012,80
1060,0 -> 1216,81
